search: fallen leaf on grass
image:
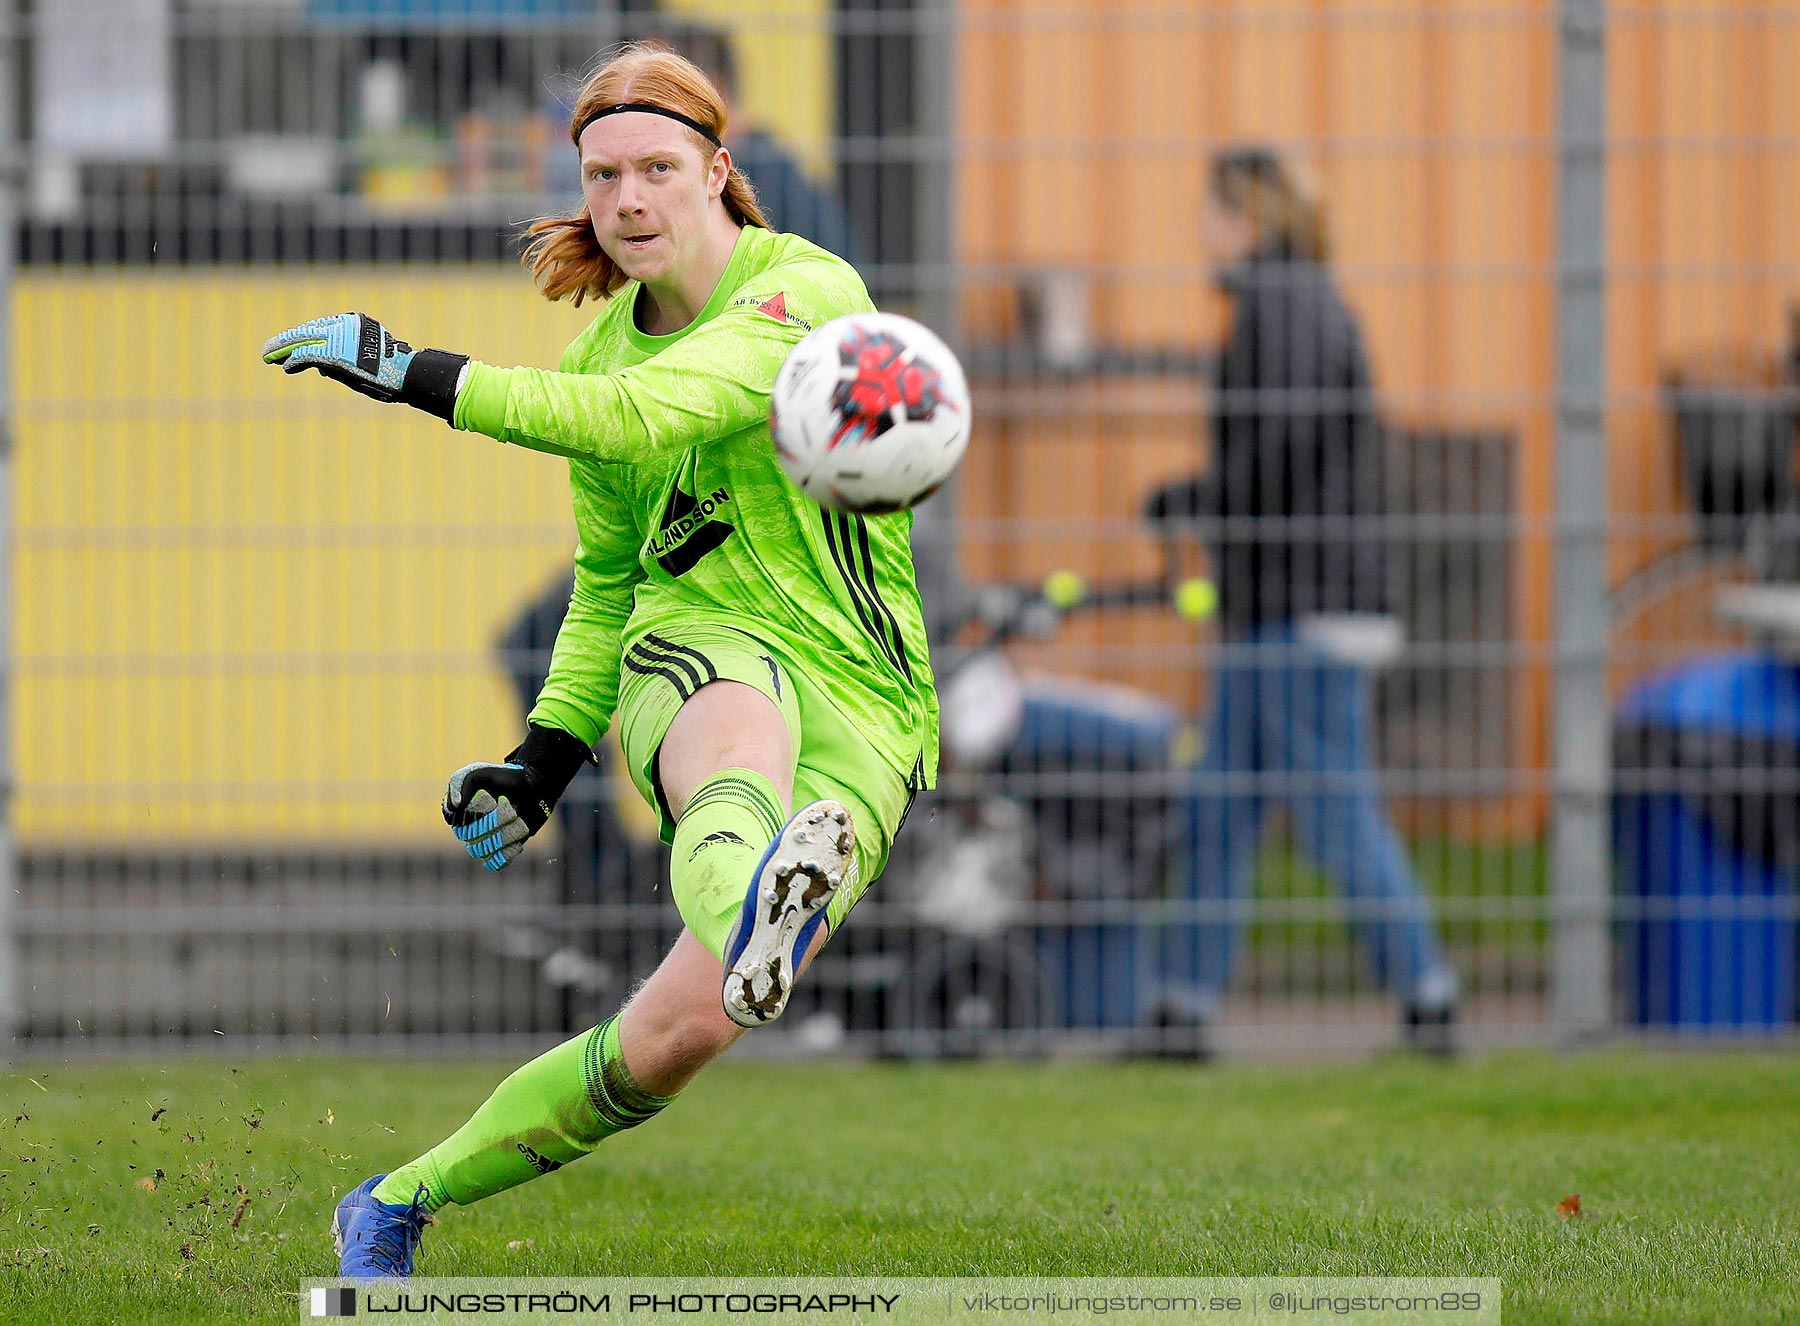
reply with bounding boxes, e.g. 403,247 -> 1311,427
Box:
1556,1194 -> 1582,1219
136,1177 -> 157,1193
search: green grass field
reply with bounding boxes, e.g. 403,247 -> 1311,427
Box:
3,1049 -> 1794,1325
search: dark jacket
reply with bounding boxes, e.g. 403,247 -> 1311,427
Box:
1147,244 -> 1389,638
731,129 -> 859,264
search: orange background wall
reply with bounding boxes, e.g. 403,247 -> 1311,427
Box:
954,0 -> 1800,835
1609,7 -> 1800,680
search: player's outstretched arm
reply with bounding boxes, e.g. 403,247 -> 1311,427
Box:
262,312 -> 469,421
263,261 -> 866,465
259,304 -> 777,463
449,303 -> 801,463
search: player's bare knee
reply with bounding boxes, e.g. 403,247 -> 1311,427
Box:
624,985 -> 739,1063
698,727 -> 784,766
658,1006 -> 743,1066
659,683 -> 794,817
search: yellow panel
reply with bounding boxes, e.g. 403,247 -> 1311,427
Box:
15,270 -> 594,847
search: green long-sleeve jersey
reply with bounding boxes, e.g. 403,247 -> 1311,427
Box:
453,225 -> 939,792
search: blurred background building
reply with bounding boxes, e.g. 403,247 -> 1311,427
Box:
6,0 -> 1800,1057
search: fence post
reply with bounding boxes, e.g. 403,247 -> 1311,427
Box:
1550,0 -> 1611,1043
0,1 -> 17,1046
909,0 -> 963,679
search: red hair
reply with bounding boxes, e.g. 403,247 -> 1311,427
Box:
522,45 -> 770,305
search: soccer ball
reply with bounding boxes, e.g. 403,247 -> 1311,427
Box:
769,312 -> 971,515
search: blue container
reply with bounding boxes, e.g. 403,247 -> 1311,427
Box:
1614,653 -> 1800,1030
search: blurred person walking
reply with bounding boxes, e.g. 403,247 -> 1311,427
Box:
1144,146 -> 1459,1058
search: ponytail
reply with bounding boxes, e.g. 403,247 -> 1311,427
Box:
1210,146 -> 1331,265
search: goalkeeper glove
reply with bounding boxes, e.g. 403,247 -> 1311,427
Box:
443,725 -> 594,872
261,312 -> 468,421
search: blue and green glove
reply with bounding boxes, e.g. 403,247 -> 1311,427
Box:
443,725 -> 595,872
262,312 -> 468,421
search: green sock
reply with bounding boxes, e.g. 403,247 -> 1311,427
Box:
668,767 -> 787,960
371,1014 -> 675,1212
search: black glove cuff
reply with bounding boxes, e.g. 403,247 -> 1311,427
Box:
505,723 -> 595,805
401,349 -> 471,422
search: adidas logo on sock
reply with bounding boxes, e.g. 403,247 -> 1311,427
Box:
516,1143 -> 564,1176
687,830 -> 748,861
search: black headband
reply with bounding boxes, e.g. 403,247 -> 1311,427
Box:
575,102 -> 723,148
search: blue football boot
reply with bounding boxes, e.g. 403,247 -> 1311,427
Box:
721,800 -> 855,1028
332,1174 -> 431,1280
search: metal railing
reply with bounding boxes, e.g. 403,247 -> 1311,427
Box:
7,1 -> 1799,1057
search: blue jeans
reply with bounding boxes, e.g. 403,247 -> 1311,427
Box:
1154,623 -> 1453,1016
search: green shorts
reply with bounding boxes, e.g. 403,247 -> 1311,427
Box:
613,623 -> 914,933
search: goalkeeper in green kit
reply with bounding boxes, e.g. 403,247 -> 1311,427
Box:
262,46 -> 937,1279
